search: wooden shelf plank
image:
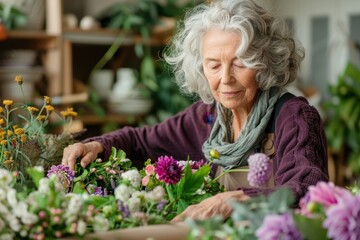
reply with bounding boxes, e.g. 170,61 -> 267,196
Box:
0,30 -> 59,50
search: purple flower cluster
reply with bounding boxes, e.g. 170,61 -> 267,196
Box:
155,156 -> 183,185
256,213 -> 303,240
323,194 -> 360,240
47,164 -> 75,189
247,153 -> 272,188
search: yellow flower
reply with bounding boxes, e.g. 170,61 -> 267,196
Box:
4,151 -> 11,158
7,130 -> 13,138
3,100 -> 13,107
0,139 -> 7,145
4,158 -> 14,167
61,107 -> 78,118
44,96 -> 52,105
20,134 -> 27,143
12,125 -> 18,130
37,115 -> 46,122
14,128 -> 24,135
45,105 -> 55,113
0,106 -> 3,113
15,75 -> 24,85
27,106 -> 39,113
0,118 -> 5,126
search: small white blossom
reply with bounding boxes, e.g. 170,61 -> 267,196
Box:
13,202 -> 27,218
93,215 -> 110,233
6,214 -> 20,232
38,178 -> 50,193
33,166 -> 44,173
114,184 -> 134,202
196,189 -> 206,195
0,169 -> 13,186
121,169 -> 142,187
0,218 -> 4,231
128,196 -> 141,213
77,219 -> 87,235
66,194 -> 83,216
0,233 -> 14,240
0,189 -> 7,201
146,186 -> 165,202
6,189 -> 17,208
21,212 -> 38,225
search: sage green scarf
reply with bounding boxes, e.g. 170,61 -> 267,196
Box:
202,87 -> 281,170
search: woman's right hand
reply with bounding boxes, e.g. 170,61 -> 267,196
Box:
62,141 -> 104,171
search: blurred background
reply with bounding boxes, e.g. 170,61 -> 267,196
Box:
0,0 -> 360,185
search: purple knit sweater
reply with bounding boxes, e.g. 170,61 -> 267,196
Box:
85,96 -> 329,203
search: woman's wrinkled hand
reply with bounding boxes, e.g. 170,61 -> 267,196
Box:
171,190 -> 250,222
61,141 -> 104,171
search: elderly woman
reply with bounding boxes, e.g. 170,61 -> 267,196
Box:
62,0 -> 329,221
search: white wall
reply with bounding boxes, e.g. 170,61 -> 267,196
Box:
267,0 -> 360,87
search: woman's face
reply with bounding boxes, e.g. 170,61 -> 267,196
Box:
202,29 -> 258,112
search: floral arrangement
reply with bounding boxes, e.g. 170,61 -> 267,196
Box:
187,165 -> 360,240
0,147 -> 222,239
0,75 -> 78,177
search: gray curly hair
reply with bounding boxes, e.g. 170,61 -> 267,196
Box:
163,0 -> 305,104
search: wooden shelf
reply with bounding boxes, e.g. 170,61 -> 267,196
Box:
79,113 -> 144,125
0,30 -> 59,50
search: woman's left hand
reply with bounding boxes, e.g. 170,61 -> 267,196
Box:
171,190 -> 250,222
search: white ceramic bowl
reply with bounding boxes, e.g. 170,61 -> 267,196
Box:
107,96 -> 153,115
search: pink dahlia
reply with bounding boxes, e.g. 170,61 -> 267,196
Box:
323,194 -> 360,240
155,156 -> 183,185
256,213 -> 303,240
247,153 -> 272,188
300,181 -> 353,213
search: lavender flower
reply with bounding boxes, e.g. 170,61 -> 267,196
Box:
247,153 -> 272,188
94,187 -> 104,196
47,164 -> 74,190
323,194 -> 360,240
256,213 -> 303,240
155,156 -> 183,185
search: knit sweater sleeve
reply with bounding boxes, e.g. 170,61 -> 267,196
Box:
83,101 -> 214,167
272,96 -> 329,204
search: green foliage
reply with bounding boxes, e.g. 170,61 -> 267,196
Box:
187,187 -> 295,239
324,63 -> 360,176
0,3 -> 27,29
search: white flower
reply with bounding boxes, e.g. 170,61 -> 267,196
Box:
6,189 -> 17,208
128,196 -> 141,213
196,189 -> 206,195
146,186 -> 165,202
0,233 -> 14,240
0,189 -> 7,201
13,202 -> 27,218
0,218 -> 4,231
120,158 -> 131,163
114,184 -> 134,202
77,219 -> 87,235
93,215 -> 110,233
33,166 -> 44,173
38,178 -> 50,193
121,169 -> 142,187
0,203 -> 9,215
21,212 -> 38,225
6,214 -> 20,232
66,194 -> 83,216
0,169 -> 13,186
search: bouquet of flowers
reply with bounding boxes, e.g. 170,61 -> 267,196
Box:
0,147 -> 222,239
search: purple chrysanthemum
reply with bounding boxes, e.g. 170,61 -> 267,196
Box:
323,194 -> 360,240
256,213 -> 303,240
247,153 -> 272,188
47,164 -> 74,189
155,156 -> 183,185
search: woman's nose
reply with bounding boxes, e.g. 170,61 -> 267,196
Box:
220,67 -> 233,84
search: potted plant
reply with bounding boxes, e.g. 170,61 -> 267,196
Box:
324,62 -> 360,182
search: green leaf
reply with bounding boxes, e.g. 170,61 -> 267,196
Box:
72,181 -> 87,194
293,214 -> 329,240
26,168 -> 44,188
177,198 -> 189,214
